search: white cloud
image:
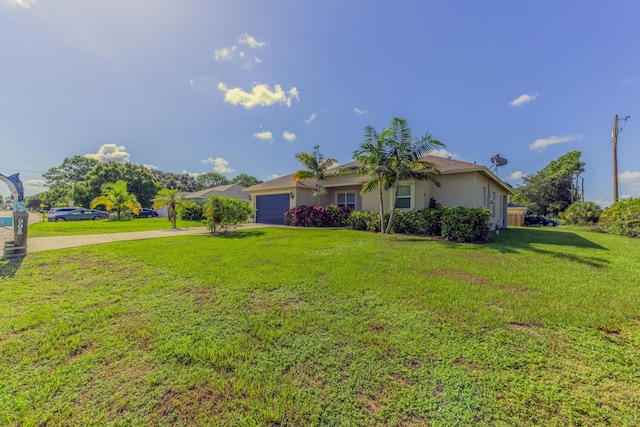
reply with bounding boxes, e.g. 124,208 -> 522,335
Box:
23,179 -> 46,191
619,170 -> 640,195
305,113 -> 317,125
214,46 -> 238,61
218,82 -> 299,109
239,33 -> 266,48
6,0 -> 35,8
189,77 -> 210,91
142,164 -> 160,170
430,149 -> 457,159
254,57 -> 262,64
267,174 -> 280,180
282,131 -> 297,142
202,157 -> 235,174
509,93 -> 539,107
353,107 -> 367,115
85,144 -> 131,163
181,170 -> 200,177
529,134 -> 583,151
621,77 -> 640,87
254,131 -> 273,142
506,171 -> 526,181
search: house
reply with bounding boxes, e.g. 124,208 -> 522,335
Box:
507,203 -> 527,226
245,155 -> 514,229
182,184 -> 250,205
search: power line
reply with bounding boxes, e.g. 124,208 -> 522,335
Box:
0,167 -> 45,174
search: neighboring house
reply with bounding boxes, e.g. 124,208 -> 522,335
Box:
245,155 -> 513,229
182,184 -> 250,205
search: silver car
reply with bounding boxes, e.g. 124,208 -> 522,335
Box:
48,209 -> 108,222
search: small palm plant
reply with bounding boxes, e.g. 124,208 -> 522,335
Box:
90,180 -> 141,220
153,188 -> 186,229
293,145 -> 337,196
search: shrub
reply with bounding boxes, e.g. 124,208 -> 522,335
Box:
441,207 -> 491,243
346,207 -> 447,236
285,205 -> 352,227
599,198 -> 640,238
203,195 -> 255,234
561,201 -> 602,225
180,201 -> 204,221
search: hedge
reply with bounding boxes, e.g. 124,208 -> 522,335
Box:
284,205 -> 352,227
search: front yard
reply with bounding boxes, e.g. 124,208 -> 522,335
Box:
1,227 -> 639,425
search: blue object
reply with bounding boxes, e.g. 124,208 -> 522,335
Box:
0,217 -> 13,227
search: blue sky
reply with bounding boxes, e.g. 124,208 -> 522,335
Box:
1,0 -> 639,206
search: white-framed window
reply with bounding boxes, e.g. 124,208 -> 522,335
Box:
336,192 -> 356,209
395,184 -> 413,210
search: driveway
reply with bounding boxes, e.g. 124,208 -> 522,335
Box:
0,212 -> 41,243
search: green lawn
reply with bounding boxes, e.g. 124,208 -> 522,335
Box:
2,227 -> 640,425
28,217 -> 205,238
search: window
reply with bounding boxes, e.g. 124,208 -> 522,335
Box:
336,192 -> 356,209
395,184 -> 412,209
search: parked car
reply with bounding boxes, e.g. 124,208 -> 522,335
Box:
47,207 -> 81,220
524,216 -> 559,227
133,208 -> 159,218
48,209 -> 109,222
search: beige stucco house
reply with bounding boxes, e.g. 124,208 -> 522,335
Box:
245,155 -> 513,229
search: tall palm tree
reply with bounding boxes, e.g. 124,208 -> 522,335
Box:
383,117 -> 443,234
338,126 -> 390,232
90,180 -> 141,220
293,145 -> 337,196
153,188 -> 186,229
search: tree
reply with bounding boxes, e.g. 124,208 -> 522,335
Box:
338,126 -> 390,232
149,169 -> 203,192
75,162 -> 159,209
90,180 -> 142,220
203,194 -> 255,234
511,151 -> 585,216
153,188 -> 187,229
42,156 -> 99,205
294,145 -> 337,195
231,173 -> 262,187
381,118 -> 443,234
196,172 -> 230,188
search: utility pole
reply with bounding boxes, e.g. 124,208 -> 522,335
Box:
612,114 -> 619,203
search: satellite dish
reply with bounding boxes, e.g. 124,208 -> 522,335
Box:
490,153 -> 508,176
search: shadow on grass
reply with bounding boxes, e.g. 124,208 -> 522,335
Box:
0,257 -> 23,278
492,227 -> 609,268
204,230 -> 266,239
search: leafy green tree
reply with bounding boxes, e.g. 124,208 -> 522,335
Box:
381,117 -> 443,234
511,151 -> 585,216
231,173 -> 262,187
203,194 -> 255,234
561,201 -> 603,225
149,169 -> 203,192
196,172 -> 230,188
153,188 -> 187,229
294,145 -> 337,195
90,180 -> 142,220
75,162 -> 159,208
42,156 -> 99,205
599,198 -> 640,237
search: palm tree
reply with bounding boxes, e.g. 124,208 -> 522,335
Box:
294,145 -> 337,196
153,188 -> 187,229
383,117 -> 443,234
90,180 -> 142,220
338,126 -> 390,232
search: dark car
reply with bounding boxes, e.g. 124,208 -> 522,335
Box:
49,209 -> 109,222
133,208 -> 159,218
524,216 -> 559,227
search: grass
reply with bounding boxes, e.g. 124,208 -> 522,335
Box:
1,226 -> 640,425
28,217 -> 205,238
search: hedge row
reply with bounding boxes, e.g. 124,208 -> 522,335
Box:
284,205 -> 352,227
346,207 -> 490,242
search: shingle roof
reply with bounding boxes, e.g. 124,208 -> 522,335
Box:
183,184 -> 249,200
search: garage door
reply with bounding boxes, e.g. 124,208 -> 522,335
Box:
256,194 -> 290,224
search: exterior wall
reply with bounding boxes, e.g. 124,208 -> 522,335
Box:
294,188 -> 329,207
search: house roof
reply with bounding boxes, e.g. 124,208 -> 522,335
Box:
245,155 -> 513,195
183,184 -> 249,200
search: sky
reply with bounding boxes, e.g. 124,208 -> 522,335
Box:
1,0 -> 639,207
